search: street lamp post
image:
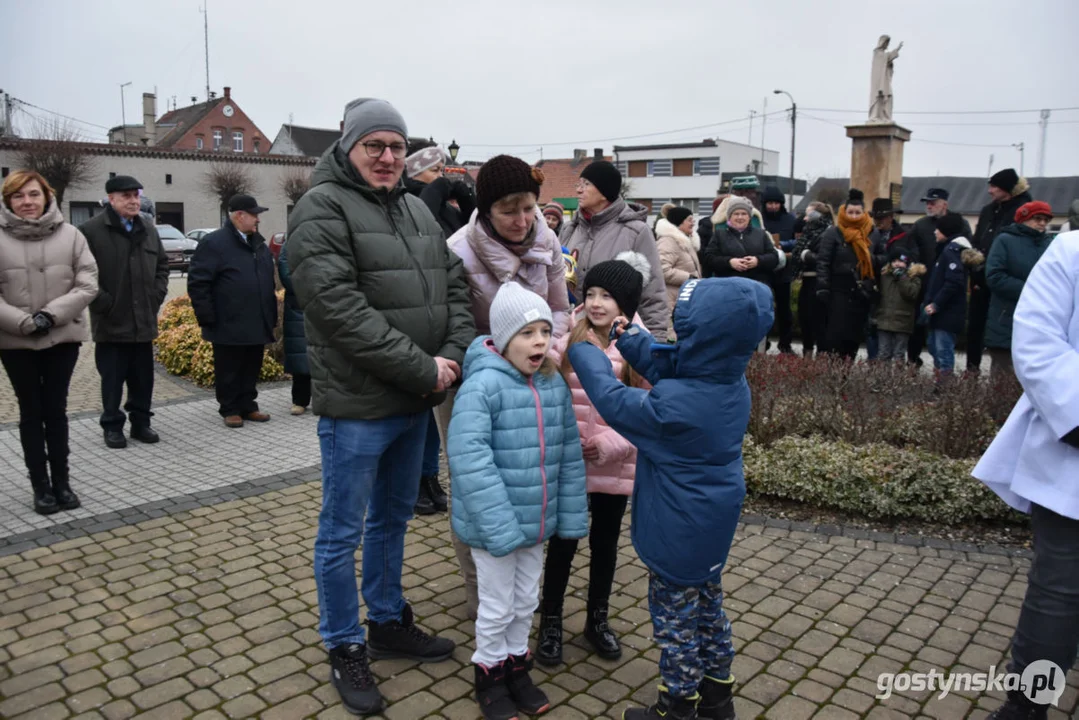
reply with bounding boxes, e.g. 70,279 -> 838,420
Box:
1012,142 -> 1025,176
773,89 -> 796,209
448,139 -> 460,163
119,81 -> 132,144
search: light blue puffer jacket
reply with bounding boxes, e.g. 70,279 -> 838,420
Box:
448,336 -> 588,557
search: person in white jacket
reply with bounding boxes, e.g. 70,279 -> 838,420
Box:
973,230 -> 1079,719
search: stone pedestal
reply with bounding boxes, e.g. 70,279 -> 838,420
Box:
845,123 -> 911,207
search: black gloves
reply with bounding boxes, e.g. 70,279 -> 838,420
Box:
30,311 -> 54,336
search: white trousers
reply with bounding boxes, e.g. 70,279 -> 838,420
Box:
471,543 -> 545,667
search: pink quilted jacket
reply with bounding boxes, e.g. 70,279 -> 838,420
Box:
549,309 -> 644,496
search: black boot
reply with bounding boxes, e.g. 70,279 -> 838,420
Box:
506,652 -> 550,715
697,675 -> 737,720
328,643 -> 384,716
29,473 -> 58,515
623,687 -> 699,720
413,479 -> 437,516
422,474 -> 448,512
103,429 -> 127,449
986,690 -> 1049,720
583,603 -> 621,660
49,464 -> 80,511
366,603 -> 455,662
474,662 -> 518,720
535,609 -> 563,667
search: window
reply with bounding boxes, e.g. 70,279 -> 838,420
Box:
673,159 -> 694,177
648,160 -> 672,177
695,158 -> 720,176
69,202 -> 104,226
1,167 -> 8,178
627,161 -> 647,178
165,174 -> 173,185
674,200 -> 696,213
212,129 -> 222,150
196,136 -> 204,150
233,132 -> 243,153
253,138 -> 260,153
615,161 -> 628,175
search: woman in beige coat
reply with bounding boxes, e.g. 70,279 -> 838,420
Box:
654,206 -> 702,340
0,171 -> 98,515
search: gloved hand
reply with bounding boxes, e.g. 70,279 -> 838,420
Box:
30,311 -> 54,336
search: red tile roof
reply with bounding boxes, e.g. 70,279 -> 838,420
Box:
535,156 -> 611,204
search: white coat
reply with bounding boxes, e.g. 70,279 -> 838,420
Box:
973,231 -> 1079,519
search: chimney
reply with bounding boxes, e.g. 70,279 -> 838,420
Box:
593,148 -> 603,161
573,148 -> 586,163
339,120 -> 344,131
223,86 -> 231,100
142,93 -> 157,145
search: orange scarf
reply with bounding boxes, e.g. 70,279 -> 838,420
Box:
836,206 -> 875,279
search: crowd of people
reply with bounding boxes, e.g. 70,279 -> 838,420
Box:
0,94 -> 1075,720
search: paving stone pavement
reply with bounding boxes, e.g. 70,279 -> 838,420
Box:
1,474 -> 1077,720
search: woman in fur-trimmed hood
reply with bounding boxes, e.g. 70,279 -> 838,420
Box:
654,206 -> 702,340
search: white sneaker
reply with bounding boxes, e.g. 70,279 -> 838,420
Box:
290,405 -> 306,416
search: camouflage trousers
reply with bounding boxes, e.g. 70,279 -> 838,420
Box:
648,572 -> 735,698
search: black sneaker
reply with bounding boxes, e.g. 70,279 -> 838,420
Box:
414,480 -> 437,516
506,652 -> 550,715
623,686 -> 699,720
367,603 -> 455,662
328,643 -> 383,716
130,426 -> 159,444
986,691 -> 1049,720
104,429 -> 127,449
697,675 -> 736,720
535,612 -> 563,667
474,662 -> 519,720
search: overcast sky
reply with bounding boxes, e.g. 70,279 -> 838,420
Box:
5,0 -> 1079,183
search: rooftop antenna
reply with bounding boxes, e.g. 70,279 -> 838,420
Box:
200,3 -> 210,101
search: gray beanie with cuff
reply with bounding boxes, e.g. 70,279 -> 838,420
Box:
489,282 -> 554,353
341,98 -> 408,153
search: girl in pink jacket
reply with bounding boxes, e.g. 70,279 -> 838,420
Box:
536,251 -> 651,667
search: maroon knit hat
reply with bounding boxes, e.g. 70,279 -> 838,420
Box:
1015,200 -> 1053,223
475,155 -> 544,216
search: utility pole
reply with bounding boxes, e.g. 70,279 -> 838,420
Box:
760,97 -> 767,169
774,90 -> 796,209
202,3 -> 211,101
119,81 -> 132,144
0,91 -> 12,137
1037,109 -> 1050,177
987,154 -> 995,179
748,110 -> 757,146
1012,142 -> 1025,176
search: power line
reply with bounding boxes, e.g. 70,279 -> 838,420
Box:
11,97 -> 111,131
802,106 -> 1079,116
799,114 -> 1014,149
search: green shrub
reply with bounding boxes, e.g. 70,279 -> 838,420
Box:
744,436 -> 1024,525
154,295 -> 285,387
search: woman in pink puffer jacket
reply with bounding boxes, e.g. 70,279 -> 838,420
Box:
536,251 -> 651,668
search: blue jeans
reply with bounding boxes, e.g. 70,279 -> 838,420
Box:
422,411 -> 441,477
314,413 -> 427,649
929,330 -> 957,374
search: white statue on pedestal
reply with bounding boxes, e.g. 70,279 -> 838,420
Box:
869,35 -> 903,124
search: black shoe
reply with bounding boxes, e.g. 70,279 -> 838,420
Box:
328,643 -> 384,716
697,675 -> 737,720
583,604 -> 621,660
623,687 -> 699,720
506,652 -> 550,715
130,426 -> 159,444
986,691 -> 1049,720
422,474 -> 448,512
474,662 -> 519,720
413,484 -> 437,516
29,474 -> 58,515
50,470 -> 81,511
104,429 -> 127,449
366,603 -> 455,662
535,611 -> 563,667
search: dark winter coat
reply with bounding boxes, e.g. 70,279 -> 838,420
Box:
703,225 -> 779,287
924,237 -> 985,335
186,220 -> 277,346
815,225 -> 884,295
697,217 -> 714,276
762,206 -> 797,283
405,176 -> 474,238
973,179 -> 1033,258
984,223 -> 1053,350
284,143 -> 475,420
791,217 -> 831,278
276,244 -> 308,375
79,207 -> 169,343
874,262 -> 926,334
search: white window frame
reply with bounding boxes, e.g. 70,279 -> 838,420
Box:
212,129 -> 222,150
196,136 -> 204,150
233,131 -> 243,153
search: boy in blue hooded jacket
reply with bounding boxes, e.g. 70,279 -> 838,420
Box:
568,277 -> 774,720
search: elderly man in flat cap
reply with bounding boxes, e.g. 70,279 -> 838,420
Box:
79,176 -> 169,449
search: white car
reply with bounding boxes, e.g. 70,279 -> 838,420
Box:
186,228 -> 217,242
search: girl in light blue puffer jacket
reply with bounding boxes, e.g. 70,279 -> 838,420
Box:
448,282 -> 587,720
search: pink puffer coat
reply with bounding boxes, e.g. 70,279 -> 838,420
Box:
548,308 -> 644,496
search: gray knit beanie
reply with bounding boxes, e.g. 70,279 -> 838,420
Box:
727,196 -> 754,219
489,282 -> 554,353
341,98 -> 408,153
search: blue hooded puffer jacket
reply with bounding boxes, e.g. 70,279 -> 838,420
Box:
448,336 -> 589,557
568,277 -> 773,586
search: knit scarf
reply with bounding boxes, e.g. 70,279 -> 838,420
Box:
836,206 -> 875,279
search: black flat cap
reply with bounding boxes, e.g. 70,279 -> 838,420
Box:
228,194 -> 268,214
105,175 -> 143,193
920,188 -> 949,202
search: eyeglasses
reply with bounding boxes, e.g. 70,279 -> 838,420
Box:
361,141 -> 408,159
575,179 -> 594,191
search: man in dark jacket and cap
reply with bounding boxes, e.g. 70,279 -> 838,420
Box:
187,194 -> 277,427
761,186 -> 797,353
285,97 -> 474,715
79,175 -> 169,449
967,168 -> 1033,373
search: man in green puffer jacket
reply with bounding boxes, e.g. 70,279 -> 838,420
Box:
285,98 -> 475,716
